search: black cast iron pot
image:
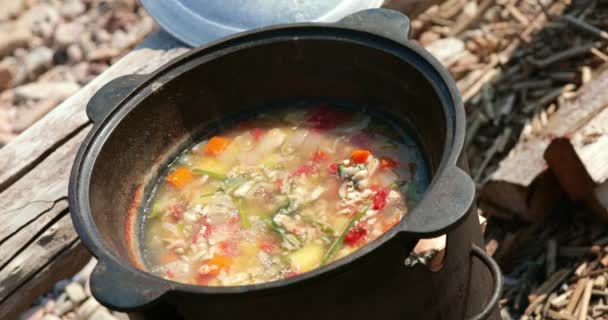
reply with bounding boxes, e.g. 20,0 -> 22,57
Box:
69,8 -> 501,320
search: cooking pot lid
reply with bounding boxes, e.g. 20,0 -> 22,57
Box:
139,0 -> 384,46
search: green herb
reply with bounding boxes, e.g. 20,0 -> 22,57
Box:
200,192 -> 216,198
149,205 -> 164,219
192,168 -> 227,180
221,176 -> 247,193
322,205 -> 369,265
265,216 -> 301,248
300,215 -> 336,236
236,198 -> 251,228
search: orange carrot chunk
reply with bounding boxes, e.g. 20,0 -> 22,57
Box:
199,255 -> 232,276
351,149 -> 371,164
205,136 -> 231,156
166,167 -> 194,189
380,157 -> 398,169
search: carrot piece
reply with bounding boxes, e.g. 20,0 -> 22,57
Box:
351,149 -> 371,164
159,252 -> 179,264
205,136 -> 231,156
166,167 -> 194,189
312,150 -> 328,162
199,255 -> 232,276
380,157 -> 398,169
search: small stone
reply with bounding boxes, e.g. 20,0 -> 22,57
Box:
66,44 -> 83,62
24,46 -> 53,79
41,315 -> 61,320
59,0 -> 86,18
44,299 -> 56,313
0,24 -> 32,58
0,0 -> 25,20
54,22 -> 84,47
39,66 -> 78,83
77,298 -> 101,319
20,306 -> 44,320
419,31 -> 440,47
65,282 -> 87,304
89,308 -> 117,320
54,297 -> 76,316
424,37 -> 465,65
19,4 -> 60,40
0,63 -> 15,90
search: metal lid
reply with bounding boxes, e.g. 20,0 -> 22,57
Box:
140,0 -> 384,46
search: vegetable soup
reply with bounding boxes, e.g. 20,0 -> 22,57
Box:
142,106 -> 428,286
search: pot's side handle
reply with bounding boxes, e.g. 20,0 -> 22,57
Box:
86,74 -> 148,124
401,166 -> 475,237
90,259 -> 170,311
335,8 -> 410,43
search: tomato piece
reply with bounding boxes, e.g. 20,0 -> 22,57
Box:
328,163 -> 339,174
380,157 -> 398,169
168,203 -> 186,222
291,163 -> 316,177
219,240 -> 239,256
306,106 -> 350,129
312,150 -> 328,162
251,128 -> 266,142
351,149 -> 371,164
165,270 -> 175,280
259,239 -> 277,253
285,271 -> 300,278
275,178 -> 284,192
344,225 -> 367,246
166,167 -> 194,189
373,189 -> 389,210
205,136 -> 231,156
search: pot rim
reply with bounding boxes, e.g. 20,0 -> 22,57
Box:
69,21 -> 465,297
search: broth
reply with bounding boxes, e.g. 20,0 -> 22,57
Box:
142,106 -> 428,286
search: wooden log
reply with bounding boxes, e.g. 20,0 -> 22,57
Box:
480,67 -> 608,221
0,30 -> 186,319
543,66 -> 608,221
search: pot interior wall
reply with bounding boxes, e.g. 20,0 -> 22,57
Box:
88,37 -> 449,264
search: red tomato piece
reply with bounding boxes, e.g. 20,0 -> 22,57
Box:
312,150 -> 328,162
259,239 -> 277,253
344,225 -> 367,246
219,240 -> 239,256
251,128 -> 266,142
285,271 -> 300,278
275,178 -> 284,191
306,106 -> 350,129
351,149 -> 371,164
373,189 -> 389,210
291,163 -> 316,177
328,163 -> 339,174
168,203 -> 186,222
380,157 -> 398,169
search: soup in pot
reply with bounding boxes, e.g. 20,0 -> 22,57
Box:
142,106 -> 428,286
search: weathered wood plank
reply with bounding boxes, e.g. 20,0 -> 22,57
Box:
543,68 -> 608,221
0,128 -> 89,242
0,199 -> 69,270
0,30 -> 187,192
0,213 -> 79,301
0,241 -> 89,320
0,30 -> 187,318
480,66 -> 608,221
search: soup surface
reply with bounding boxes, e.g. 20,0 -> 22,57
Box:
142,106 -> 428,286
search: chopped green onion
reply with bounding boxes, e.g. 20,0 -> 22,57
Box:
301,216 -> 336,236
192,168 -> 227,180
235,198 -> 251,228
200,193 -> 216,198
322,205 -> 369,265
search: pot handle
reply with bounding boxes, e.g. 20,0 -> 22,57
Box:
469,244 -> 503,320
335,8 -> 410,43
90,258 -> 171,311
86,74 -> 148,124
401,166 -> 475,237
